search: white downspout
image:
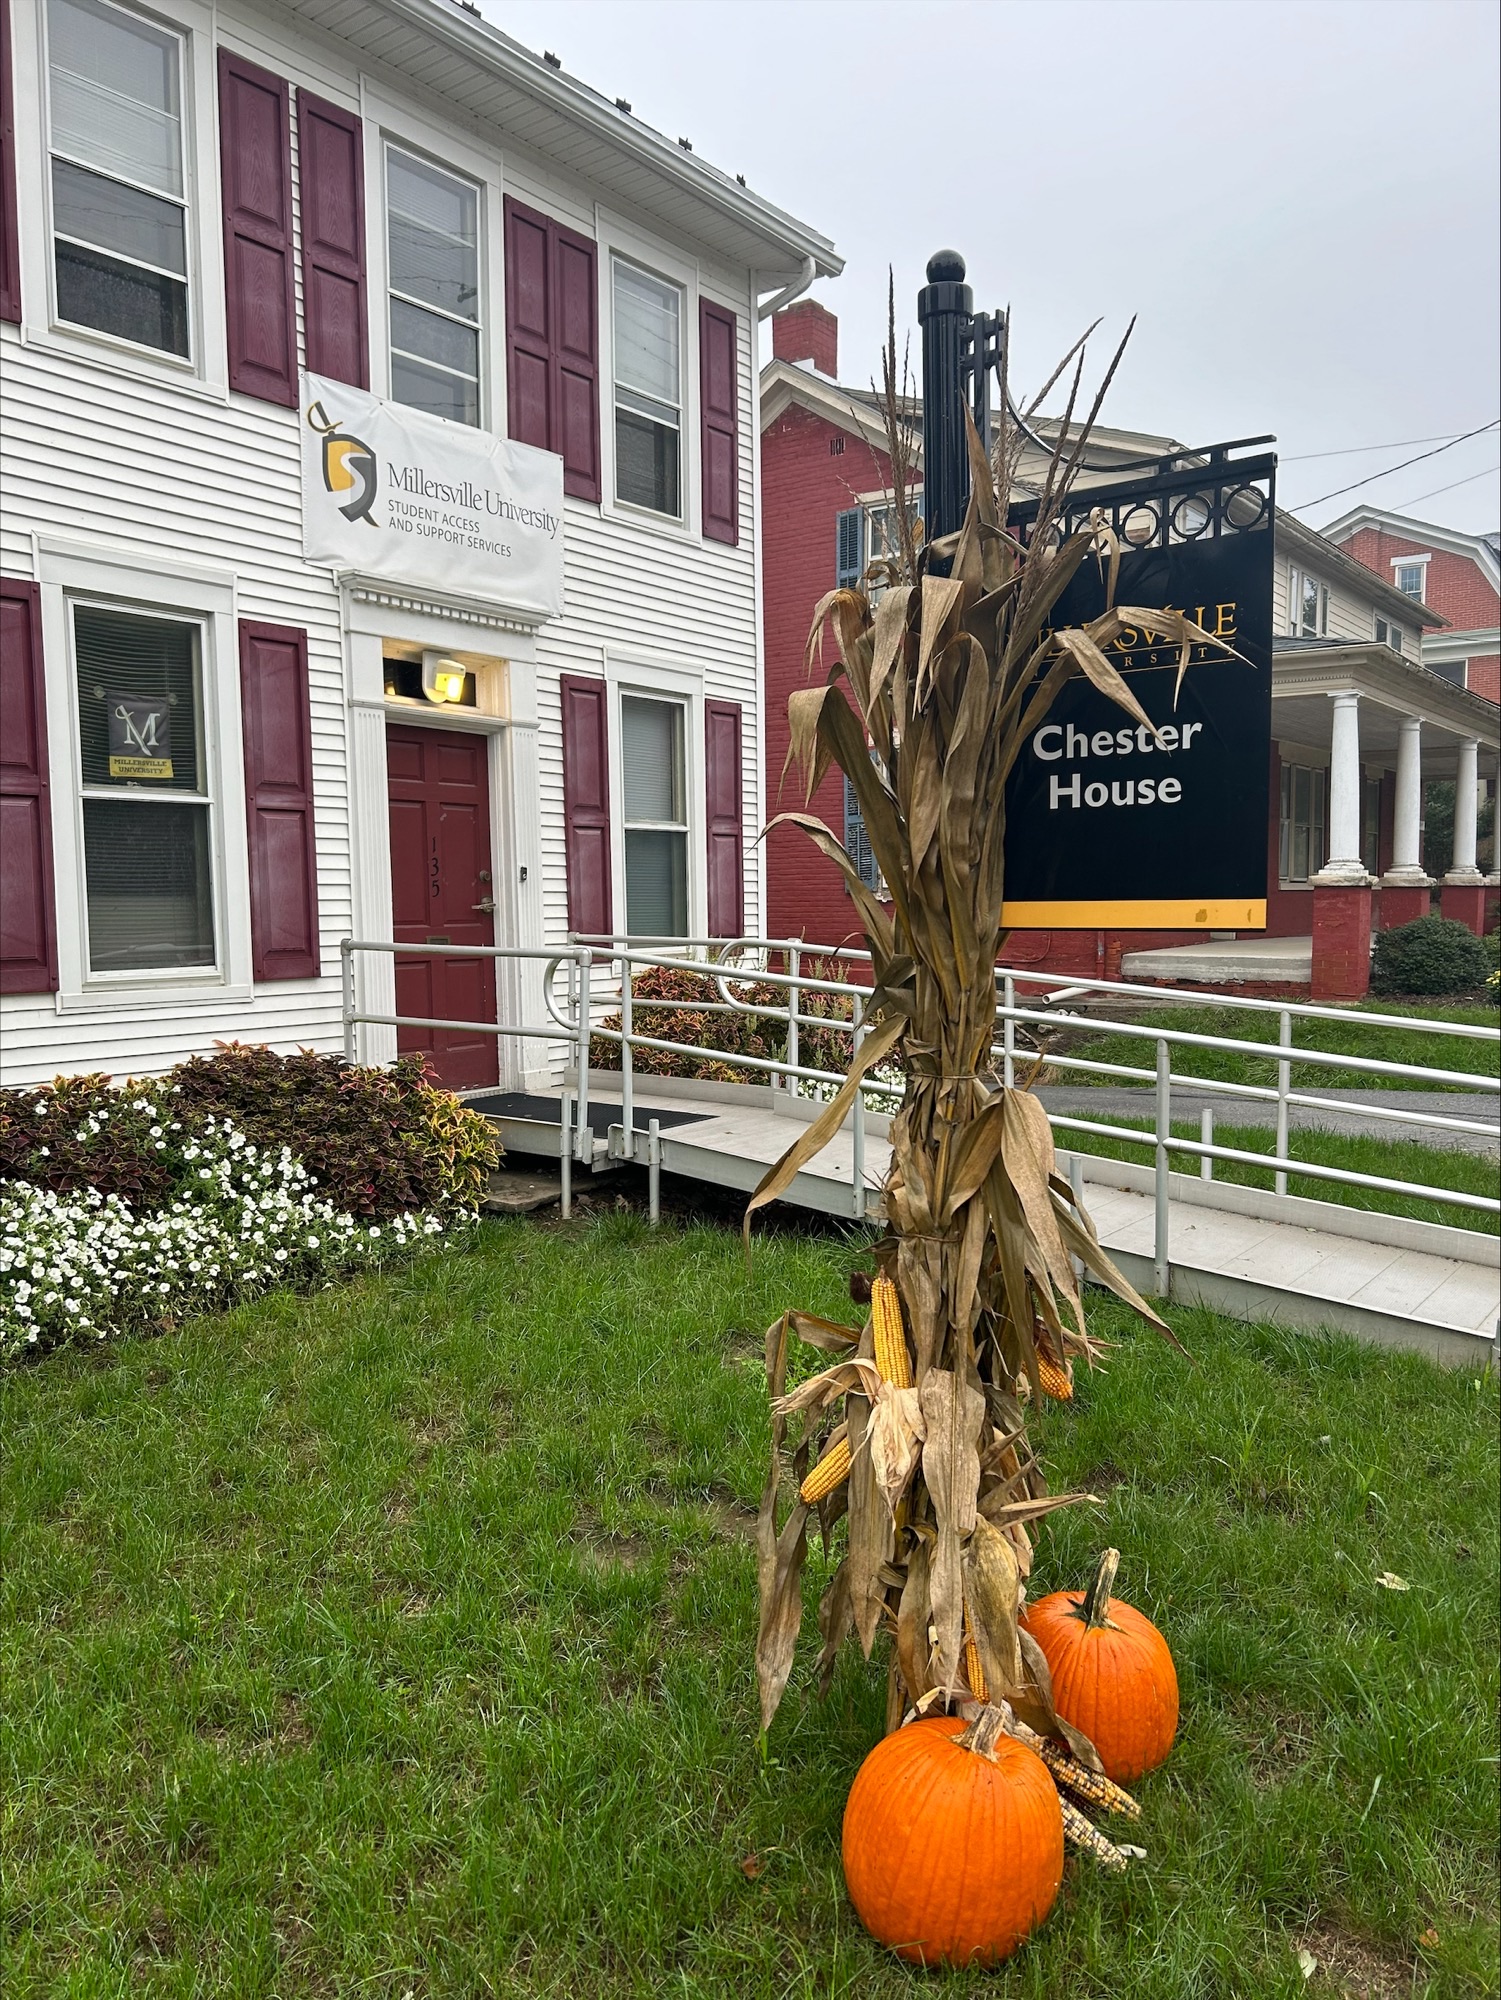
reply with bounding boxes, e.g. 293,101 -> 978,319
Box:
757,255 -> 816,321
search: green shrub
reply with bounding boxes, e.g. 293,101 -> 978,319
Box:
0,1048 -> 499,1218
588,963 -> 855,1085
1370,915 -> 1490,997
0,1073 -> 177,1210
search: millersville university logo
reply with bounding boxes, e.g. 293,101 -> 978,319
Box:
307,397 -> 378,525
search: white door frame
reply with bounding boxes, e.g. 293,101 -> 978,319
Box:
341,585 -> 546,1085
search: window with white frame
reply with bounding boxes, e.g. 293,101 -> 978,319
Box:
1393,561 -> 1426,599
73,604 -> 215,972
1278,761 -> 1326,883
1374,617 -> 1404,656
621,694 -> 688,936
46,0 -> 189,357
613,260 -> 682,517
1288,567 -> 1329,638
386,146 -> 481,426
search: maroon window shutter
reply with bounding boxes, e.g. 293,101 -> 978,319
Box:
560,674 -> 612,937
704,699 -> 744,938
504,197 -> 552,454
218,52 -> 296,405
298,92 -> 367,387
239,621 -> 319,980
0,579 -> 57,993
699,302 -> 738,545
554,224 -> 600,502
0,0 -> 20,325
505,198 -> 599,501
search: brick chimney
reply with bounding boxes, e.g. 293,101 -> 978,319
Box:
773,299 -> 837,379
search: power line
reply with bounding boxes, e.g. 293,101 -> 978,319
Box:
1281,429 -> 1479,463
1383,463 -> 1500,512
1287,418 -> 1500,512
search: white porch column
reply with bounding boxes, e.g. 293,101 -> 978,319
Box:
1313,690 -> 1368,884
1445,738 -> 1483,884
1382,715 -> 1431,887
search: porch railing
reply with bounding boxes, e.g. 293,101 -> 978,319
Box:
339,935 -> 1499,1277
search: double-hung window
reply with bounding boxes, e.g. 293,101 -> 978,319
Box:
1394,562 -> 1425,599
74,604 -> 215,974
1278,762 -> 1326,884
1289,568 -> 1328,638
46,0 -> 189,357
386,147 -> 481,426
613,260 -> 682,517
1374,617 -> 1404,656
621,695 -> 688,936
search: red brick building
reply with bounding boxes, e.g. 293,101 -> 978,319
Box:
760,306 -> 1499,997
1323,507 -> 1500,705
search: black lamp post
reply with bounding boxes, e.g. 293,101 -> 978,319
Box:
917,249 -> 973,555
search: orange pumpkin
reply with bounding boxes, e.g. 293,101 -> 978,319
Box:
841,1713 -> 1063,1966
1021,1548 -> 1178,1784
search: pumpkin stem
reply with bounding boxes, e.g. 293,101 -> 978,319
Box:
1077,1548 -> 1120,1631
955,1701 -> 1013,1762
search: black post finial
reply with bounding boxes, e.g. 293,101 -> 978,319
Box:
925,249 -> 966,285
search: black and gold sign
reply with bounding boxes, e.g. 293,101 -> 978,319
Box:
1001,453 -> 1275,931
107,695 -> 173,781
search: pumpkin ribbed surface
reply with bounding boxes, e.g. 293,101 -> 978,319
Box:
841,1715 -> 1064,1966
1022,1589 -> 1178,1784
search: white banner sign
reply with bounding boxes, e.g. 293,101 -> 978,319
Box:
300,372 -> 564,618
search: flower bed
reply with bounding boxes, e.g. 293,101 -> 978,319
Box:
0,1049 -> 498,1363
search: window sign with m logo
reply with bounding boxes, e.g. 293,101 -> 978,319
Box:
107,696 -> 174,781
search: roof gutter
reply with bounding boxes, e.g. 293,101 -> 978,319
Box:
1277,509 -> 1449,629
757,257 -> 817,321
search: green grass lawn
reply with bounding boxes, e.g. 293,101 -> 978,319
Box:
1053,1116 -> 1500,1234
3,1216 -> 1497,1999
1049,1001 -> 1499,1095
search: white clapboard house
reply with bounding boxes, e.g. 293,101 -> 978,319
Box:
0,0 -> 840,1090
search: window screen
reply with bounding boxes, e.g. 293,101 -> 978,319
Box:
613,261 -> 681,516
387,147 -> 480,426
74,605 -> 214,972
621,694 -> 687,936
48,0 -> 188,356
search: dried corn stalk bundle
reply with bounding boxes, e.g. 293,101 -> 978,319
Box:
750,320 -> 1237,1772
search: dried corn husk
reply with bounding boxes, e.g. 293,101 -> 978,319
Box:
750,310 -> 1229,1745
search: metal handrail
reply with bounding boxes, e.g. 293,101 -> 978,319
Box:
988,962 -> 1498,1040
338,935 -> 1501,1255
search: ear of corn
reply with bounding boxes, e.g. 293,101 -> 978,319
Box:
799,1431 -> 852,1505
1059,1796 -> 1129,1871
871,1275 -> 912,1389
963,1629 -> 989,1702
1035,1342 -> 1073,1401
1038,1740 -> 1140,1820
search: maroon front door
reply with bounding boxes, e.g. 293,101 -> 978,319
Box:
387,723 -> 498,1090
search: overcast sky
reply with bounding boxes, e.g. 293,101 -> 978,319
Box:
481,0 -> 1499,535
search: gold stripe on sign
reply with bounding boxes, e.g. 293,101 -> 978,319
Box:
999,899 -> 1268,930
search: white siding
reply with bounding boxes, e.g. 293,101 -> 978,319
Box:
0,0 -> 767,1087
1275,540 -> 1413,650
